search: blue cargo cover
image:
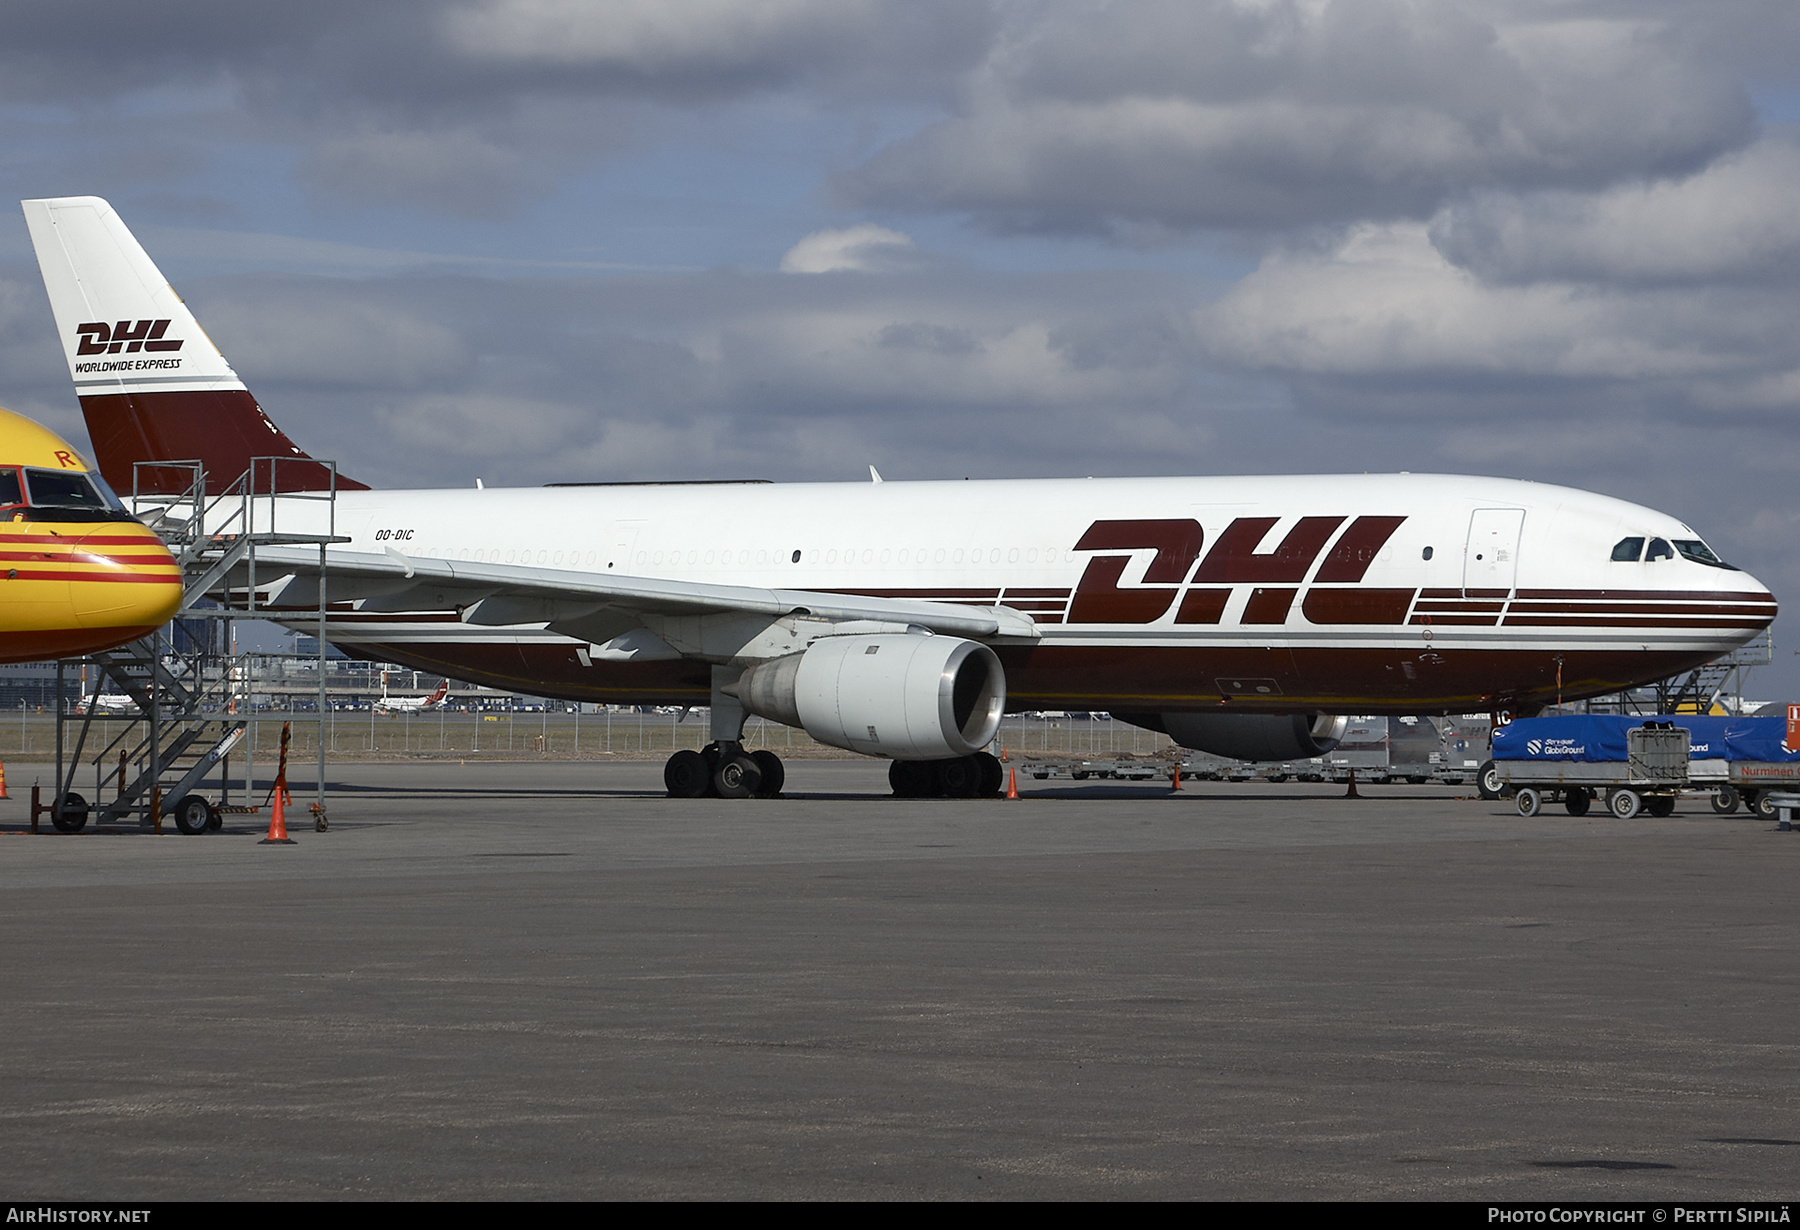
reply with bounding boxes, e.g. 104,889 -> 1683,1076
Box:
1493,717 -> 1633,762
1669,716 -> 1733,760
1494,714 -> 1791,762
1722,716 -> 1800,763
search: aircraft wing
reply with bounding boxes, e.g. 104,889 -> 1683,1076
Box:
219,544 -> 1041,660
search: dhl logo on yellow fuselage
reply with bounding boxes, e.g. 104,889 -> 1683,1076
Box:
0,407 -> 181,662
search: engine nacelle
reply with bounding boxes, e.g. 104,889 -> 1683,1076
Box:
1115,712 -> 1348,761
734,634 -> 1005,760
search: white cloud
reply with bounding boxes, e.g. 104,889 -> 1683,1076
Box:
1201,218 -> 1800,412
1431,135 -> 1800,285
840,0 -> 1755,234
779,225 -> 913,274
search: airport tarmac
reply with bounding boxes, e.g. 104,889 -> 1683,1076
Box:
1,760 -> 1795,1201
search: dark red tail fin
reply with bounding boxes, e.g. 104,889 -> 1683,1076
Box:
79,390 -> 365,496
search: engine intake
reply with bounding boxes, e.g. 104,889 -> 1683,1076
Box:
1115,712 -> 1348,761
734,634 -> 1005,760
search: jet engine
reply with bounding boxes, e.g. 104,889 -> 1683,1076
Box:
733,633 -> 1005,760
1114,712 -> 1348,761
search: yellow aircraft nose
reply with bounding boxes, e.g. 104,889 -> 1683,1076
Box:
0,519 -> 183,661
68,523 -> 184,631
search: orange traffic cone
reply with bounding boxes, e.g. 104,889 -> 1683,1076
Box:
260,773 -> 296,844
0,758 -> 9,799
1170,765 -> 1182,791
999,746 -> 1008,761
1344,768 -> 1359,798
1006,767 -> 1019,799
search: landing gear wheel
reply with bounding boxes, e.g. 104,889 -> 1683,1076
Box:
1645,795 -> 1675,817
889,760 -> 933,798
1607,788 -> 1642,819
712,754 -> 762,800
1478,760 -> 1504,800
935,756 -> 981,798
1515,787 -> 1542,817
172,795 -> 212,835
664,749 -> 710,798
1710,786 -> 1740,815
1563,788 -> 1591,816
51,792 -> 88,834
750,751 -> 784,798
973,751 -> 1004,798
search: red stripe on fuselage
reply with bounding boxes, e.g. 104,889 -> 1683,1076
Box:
338,637 -> 1738,716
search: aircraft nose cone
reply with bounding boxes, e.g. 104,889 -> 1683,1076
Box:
1736,566 -> 1778,622
69,523 -> 183,632
1716,567 -> 1778,654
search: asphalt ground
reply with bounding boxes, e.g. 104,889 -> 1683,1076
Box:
0,761 -> 1795,1201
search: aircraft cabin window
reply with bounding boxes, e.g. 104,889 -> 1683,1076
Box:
1421,546 -> 1433,560
1673,539 -> 1738,570
1645,537 -> 1675,562
1611,537 -> 1644,562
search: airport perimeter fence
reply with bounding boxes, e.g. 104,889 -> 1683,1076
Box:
3,709 -> 1177,761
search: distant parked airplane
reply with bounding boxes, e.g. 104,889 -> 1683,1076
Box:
374,675 -> 450,714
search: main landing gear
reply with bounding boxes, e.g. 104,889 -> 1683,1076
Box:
664,742 -> 786,799
888,752 -> 1005,799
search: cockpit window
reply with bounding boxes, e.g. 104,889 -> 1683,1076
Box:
0,469 -> 21,508
1610,537 -> 1644,562
24,468 -> 107,509
87,473 -> 128,512
1644,537 -> 1675,562
1673,539 -> 1738,570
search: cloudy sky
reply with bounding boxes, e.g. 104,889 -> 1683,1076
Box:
2,0 -> 1798,696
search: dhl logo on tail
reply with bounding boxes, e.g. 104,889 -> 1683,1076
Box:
75,320 -> 183,356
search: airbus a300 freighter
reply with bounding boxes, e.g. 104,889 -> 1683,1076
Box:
23,196 -> 1776,799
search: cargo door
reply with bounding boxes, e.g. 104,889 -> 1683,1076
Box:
1463,508 -> 1524,594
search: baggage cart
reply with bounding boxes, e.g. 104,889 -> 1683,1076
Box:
1492,718 -> 1689,818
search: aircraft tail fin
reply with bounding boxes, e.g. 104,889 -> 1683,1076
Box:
21,196 -> 366,495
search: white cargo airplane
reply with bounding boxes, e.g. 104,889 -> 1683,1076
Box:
23,196 -> 1778,799
374,674 -> 451,714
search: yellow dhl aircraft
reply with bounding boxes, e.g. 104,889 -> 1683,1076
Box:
0,406 -> 181,661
